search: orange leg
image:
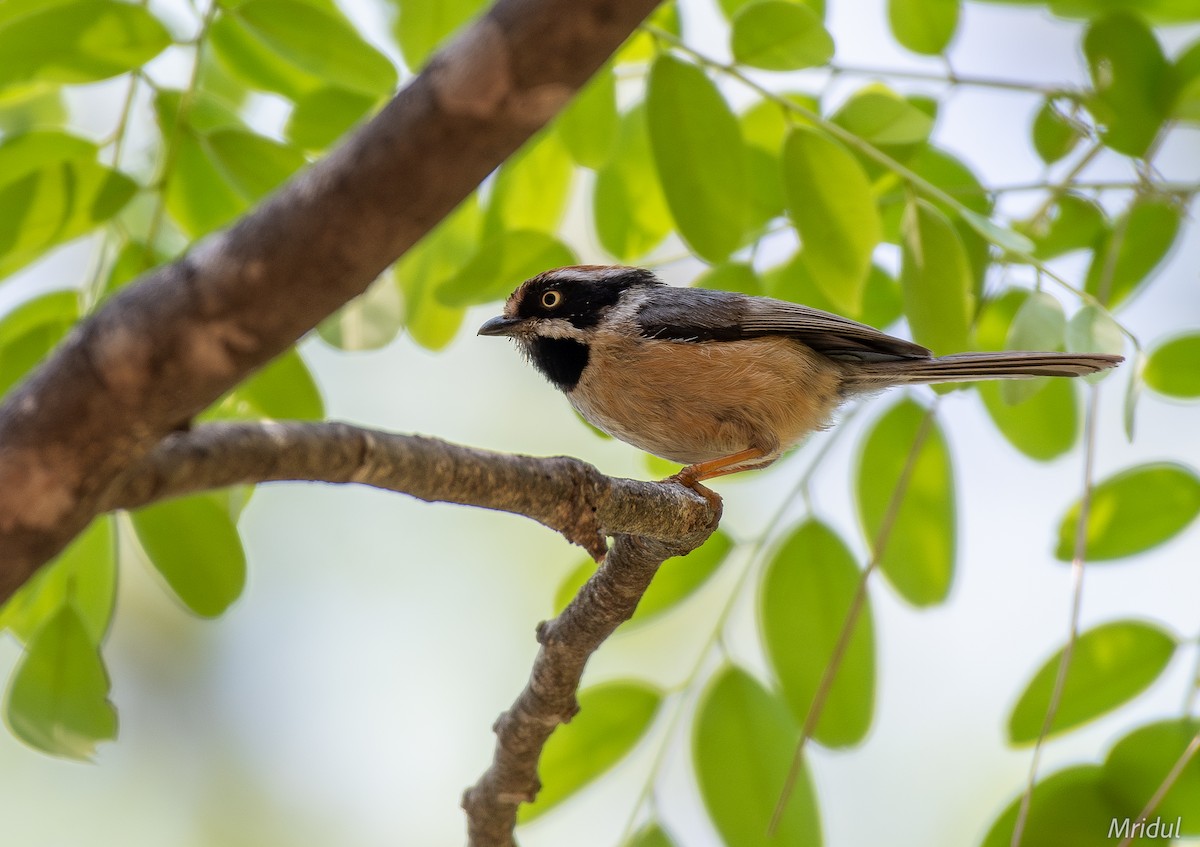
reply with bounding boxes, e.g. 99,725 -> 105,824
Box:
670,446 -> 774,488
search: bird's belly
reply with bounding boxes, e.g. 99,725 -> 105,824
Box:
567,337 -> 844,465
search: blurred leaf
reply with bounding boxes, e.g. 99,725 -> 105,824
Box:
286,86 -> 377,150
0,83 -> 67,133
975,290 -> 1079,461
557,63 -> 618,169
1008,620 -> 1177,744
4,605 -> 117,759
0,158 -> 136,280
0,289 -> 81,397
554,531 -> 733,625
731,1 -> 833,71
888,0 -> 959,55
856,398 -> 955,606
484,130 -> 573,236
959,207 -> 1033,255
519,682 -> 661,822
767,258 -> 901,332
0,130 -> 97,187
1001,291 -> 1065,405
761,519 -> 874,747
783,126 -> 881,315
625,823 -> 680,847
1084,195 -> 1180,307
396,196 -> 479,350
616,3 -> 681,64
1065,303 -> 1124,382
1055,463 -> 1200,561
595,105 -> 674,261
1032,99 -> 1084,163
900,198 -> 972,354
225,346 -> 324,420
832,84 -> 934,146
695,262 -> 762,296
1083,12 -> 1169,157
720,0 -> 827,20
647,55 -> 748,263
318,272 -> 404,351
102,240 -> 168,297
1144,333 -> 1200,399
206,129 -> 308,198
1173,39 -> 1200,121
1017,193 -> 1107,260
1049,0 -> 1200,25
438,230 -> 574,307
694,666 -> 821,847
392,0 -> 488,70
981,765 -> 1146,847
219,0 -> 396,97
154,88 -> 243,136
0,517 -> 115,645
0,0 -> 170,90
1102,719 -> 1200,831
132,493 -> 247,618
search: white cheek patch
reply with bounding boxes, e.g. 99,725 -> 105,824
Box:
532,318 -> 589,341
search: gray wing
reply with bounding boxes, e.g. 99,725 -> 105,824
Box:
635,286 -> 931,360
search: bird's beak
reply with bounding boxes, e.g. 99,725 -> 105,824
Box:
477,315 -> 524,337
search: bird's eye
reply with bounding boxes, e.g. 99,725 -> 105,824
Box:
540,290 -> 563,309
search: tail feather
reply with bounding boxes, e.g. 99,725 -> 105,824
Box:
846,351 -> 1124,389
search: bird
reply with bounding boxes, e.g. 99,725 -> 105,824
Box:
478,265 -> 1122,489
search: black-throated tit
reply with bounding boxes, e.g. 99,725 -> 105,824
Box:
479,266 -> 1122,487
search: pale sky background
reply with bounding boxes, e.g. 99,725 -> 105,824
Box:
0,1 -> 1199,846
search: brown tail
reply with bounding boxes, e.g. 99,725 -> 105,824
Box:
845,351 -> 1124,389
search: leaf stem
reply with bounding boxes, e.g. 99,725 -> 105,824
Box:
827,61 -> 1075,97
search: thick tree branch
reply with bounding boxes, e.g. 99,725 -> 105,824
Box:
103,422 -> 717,559
0,0 -> 663,604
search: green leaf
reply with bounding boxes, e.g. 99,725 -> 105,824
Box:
899,198 -> 973,354
1032,99 -> 1083,163
783,126 -> 881,316
231,346 -> 324,420
0,289 -> 80,397
518,682 -> 661,821
318,272 -> 404,351
0,83 -> 67,134
1049,0 -> 1200,23
396,196 -> 479,350
0,517 -> 115,645
831,84 -> 934,146
393,0 -> 488,70
1172,40 -> 1200,121
1084,196 -> 1180,308
1145,333 -> 1200,399
0,130 -> 97,188
102,240 -> 168,297
0,0 -> 170,90
887,0 -> 959,55
647,55 -> 748,263
4,604 -> 117,759
437,230 -> 575,307
483,130 -> 573,236
625,823 -> 680,847
554,531 -> 733,625
959,207 -> 1034,255
557,64 -> 619,169
1102,719 -> 1200,831
974,290 -> 1079,461
132,494 -> 248,618
981,766 -> 1142,847
1083,12 -> 1170,157
767,256 -> 902,329
285,86 -> 377,150
1007,620 -> 1177,745
731,1 -> 834,71
595,105 -> 673,261
694,666 -> 821,847
720,0 -> 827,21
0,159 -> 136,280
1001,291 -> 1065,405
761,520 -> 874,748
223,0 -> 397,97
1017,193 -> 1107,260
695,263 -> 762,296
856,398 -> 955,606
205,128 -> 308,199
1065,304 -> 1124,382
1055,463 -> 1200,561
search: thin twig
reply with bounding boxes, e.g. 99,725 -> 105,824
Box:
827,61 -> 1073,97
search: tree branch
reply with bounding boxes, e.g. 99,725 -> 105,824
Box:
0,0 -> 663,604
103,421 -> 718,560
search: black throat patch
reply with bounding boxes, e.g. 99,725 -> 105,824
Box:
526,337 -> 590,391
